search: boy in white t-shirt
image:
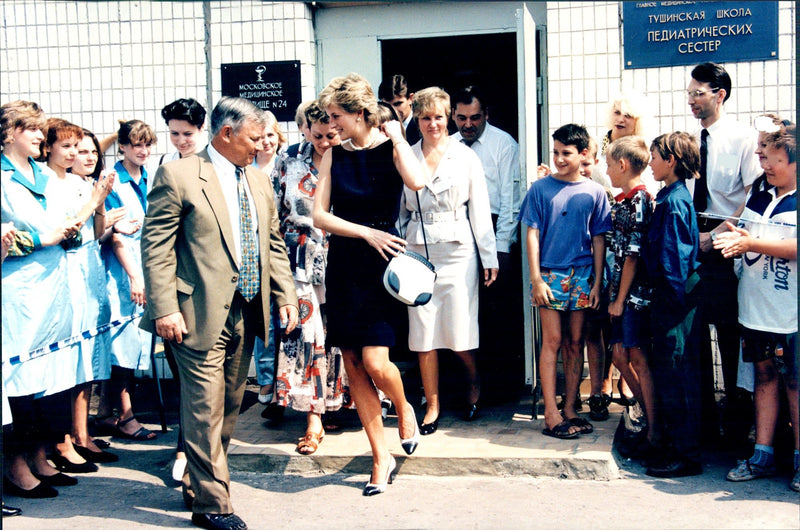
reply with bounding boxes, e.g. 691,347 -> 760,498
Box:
714,122 -> 798,492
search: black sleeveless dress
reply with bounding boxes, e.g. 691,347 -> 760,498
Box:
325,141 -> 405,349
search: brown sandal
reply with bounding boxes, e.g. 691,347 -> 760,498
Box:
296,428 -> 325,455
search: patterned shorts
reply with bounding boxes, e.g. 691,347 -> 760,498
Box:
538,265 -> 593,311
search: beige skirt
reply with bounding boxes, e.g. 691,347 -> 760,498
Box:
407,240 -> 480,352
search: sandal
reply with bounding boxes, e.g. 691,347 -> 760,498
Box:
296,428 -> 324,455
114,416 -> 157,441
564,415 -> 594,434
542,420 -> 579,439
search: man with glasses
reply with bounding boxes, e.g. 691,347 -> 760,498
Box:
687,62 -> 761,453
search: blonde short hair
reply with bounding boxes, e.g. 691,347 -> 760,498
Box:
263,110 -> 287,147
607,136 -> 650,174
0,100 -> 46,146
318,73 -> 380,128
411,87 -> 450,119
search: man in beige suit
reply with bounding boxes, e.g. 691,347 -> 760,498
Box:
141,97 -> 298,530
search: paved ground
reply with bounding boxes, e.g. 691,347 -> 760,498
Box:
3,383 -> 798,529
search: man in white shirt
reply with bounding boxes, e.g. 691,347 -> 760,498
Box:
687,62 -> 761,451
452,86 -> 524,405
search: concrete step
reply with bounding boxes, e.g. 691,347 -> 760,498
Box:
228,390 -> 622,481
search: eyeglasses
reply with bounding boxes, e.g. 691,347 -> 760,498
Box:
686,88 -> 720,99
754,115 -> 792,133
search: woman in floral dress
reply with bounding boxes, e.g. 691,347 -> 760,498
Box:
273,101 -> 347,455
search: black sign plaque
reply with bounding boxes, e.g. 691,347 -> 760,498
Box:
221,60 -> 301,122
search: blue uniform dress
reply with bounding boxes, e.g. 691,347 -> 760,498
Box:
102,160 -> 151,371
1,155 -> 72,397
62,173 -> 112,383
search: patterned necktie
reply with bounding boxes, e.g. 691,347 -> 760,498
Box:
693,128 -> 709,213
235,167 -> 258,301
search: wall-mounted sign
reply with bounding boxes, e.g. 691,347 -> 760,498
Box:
221,60 -> 301,122
623,1 -> 778,69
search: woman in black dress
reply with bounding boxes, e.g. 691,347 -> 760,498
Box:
313,73 -> 426,496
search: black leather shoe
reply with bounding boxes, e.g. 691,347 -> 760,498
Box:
419,417 -> 439,435
2,503 -> 22,517
191,512 -> 248,530
646,458 -> 703,478
74,443 -> 119,463
33,472 -> 78,487
3,477 -> 58,498
50,453 -> 98,473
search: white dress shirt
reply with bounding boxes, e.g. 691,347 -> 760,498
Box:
207,143 -> 259,265
453,123 -> 521,253
688,112 -> 761,216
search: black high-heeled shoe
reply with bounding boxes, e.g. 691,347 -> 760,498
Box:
49,453 -> 98,474
363,454 -> 396,496
419,416 -> 439,435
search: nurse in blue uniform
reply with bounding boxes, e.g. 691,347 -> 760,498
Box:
95,119 -> 159,441
1,100 -> 82,497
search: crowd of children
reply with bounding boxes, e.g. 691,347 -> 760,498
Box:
520,118 -> 797,490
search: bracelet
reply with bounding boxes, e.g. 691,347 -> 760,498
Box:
393,140 -> 409,148
710,232 -> 718,241
95,211 -> 105,216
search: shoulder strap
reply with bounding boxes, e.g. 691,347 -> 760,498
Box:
415,191 -> 430,260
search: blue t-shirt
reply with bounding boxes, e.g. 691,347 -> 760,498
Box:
518,176 -> 611,269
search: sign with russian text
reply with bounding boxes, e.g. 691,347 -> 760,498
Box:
622,1 -> 778,69
221,61 -> 301,122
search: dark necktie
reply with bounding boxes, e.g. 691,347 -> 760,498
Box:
694,128 -> 709,213
235,167 -> 258,301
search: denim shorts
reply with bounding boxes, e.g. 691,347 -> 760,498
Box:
741,327 -> 797,377
609,304 -> 650,349
539,264 -> 593,311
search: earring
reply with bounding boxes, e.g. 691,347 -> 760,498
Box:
356,117 -> 361,122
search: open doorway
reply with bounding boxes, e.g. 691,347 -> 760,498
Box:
380,33 -> 518,140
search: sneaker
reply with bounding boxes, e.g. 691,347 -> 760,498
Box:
623,400 -> 647,433
588,394 -> 609,421
790,469 -> 799,492
726,459 -> 777,482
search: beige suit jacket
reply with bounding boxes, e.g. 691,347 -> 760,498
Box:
140,149 -> 297,352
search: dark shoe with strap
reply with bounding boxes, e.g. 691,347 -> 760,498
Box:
191,512 -> 248,530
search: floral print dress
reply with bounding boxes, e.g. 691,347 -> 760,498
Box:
273,145 -> 348,413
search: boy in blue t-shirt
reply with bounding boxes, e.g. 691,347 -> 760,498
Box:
519,124 -> 611,439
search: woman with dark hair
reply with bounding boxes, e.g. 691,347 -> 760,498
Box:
158,99 -> 207,480
314,73 -> 426,495
160,98 -> 206,164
